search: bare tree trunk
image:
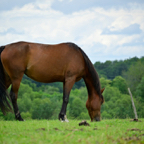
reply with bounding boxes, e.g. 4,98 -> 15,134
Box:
128,88 -> 138,120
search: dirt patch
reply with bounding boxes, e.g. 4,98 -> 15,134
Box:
73,129 -> 79,131
80,128 -> 84,131
130,119 -> 142,122
127,128 -> 141,131
54,128 -> 59,131
36,128 -> 46,131
118,128 -> 144,143
79,120 -> 90,126
124,136 -> 141,141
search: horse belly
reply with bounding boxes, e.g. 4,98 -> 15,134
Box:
25,62 -> 65,83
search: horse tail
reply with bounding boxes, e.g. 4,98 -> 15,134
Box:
0,46 -> 12,115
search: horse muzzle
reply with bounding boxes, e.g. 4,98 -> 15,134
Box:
91,116 -> 101,122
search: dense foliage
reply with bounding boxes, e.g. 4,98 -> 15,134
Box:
0,56 -> 144,120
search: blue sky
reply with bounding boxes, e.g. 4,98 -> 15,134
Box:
0,0 -> 144,63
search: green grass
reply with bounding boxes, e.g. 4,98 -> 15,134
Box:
0,119 -> 144,144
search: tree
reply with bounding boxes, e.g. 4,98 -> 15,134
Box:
73,79 -> 85,89
94,57 -> 141,80
101,111 -> 112,119
18,94 -> 32,113
31,98 -> 54,119
114,94 -> 133,118
31,98 -> 42,119
3,113 -> 15,121
21,112 -> 32,120
22,79 -> 37,91
40,99 -> 53,119
44,86 -> 60,95
135,76 -> 144,100
69,97 -> 86,118
102,86 -> 121,102
111,76 -> 128,94
18,83 -> 33,99
100,77 -> 111,89
0,111 -> 4,120
123,61 -> 144,92
78,112 -> 89,119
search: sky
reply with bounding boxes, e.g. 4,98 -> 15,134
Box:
0,0 -> 144,63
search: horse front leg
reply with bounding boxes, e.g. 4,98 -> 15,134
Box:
10,80 -> 23,121
59,77 -> 76,122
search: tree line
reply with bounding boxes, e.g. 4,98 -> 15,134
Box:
0,56 -> 144,120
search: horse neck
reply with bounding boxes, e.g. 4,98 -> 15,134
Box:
84,75 -> 100,100
78,46 -> 101,99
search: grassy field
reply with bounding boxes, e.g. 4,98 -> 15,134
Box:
0,119 -> 144,144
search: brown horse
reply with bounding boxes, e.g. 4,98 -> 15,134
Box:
0,41 -> 104,122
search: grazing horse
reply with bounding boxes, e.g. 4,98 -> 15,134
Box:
0,41 -> 104,122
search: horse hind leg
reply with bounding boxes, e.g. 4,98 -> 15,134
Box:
59,76 -> 76,122
10,76 -> 24,121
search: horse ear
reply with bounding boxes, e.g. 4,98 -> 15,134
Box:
101,88 -> 105,94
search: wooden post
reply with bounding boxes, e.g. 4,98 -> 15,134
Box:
128,88 -> 138,120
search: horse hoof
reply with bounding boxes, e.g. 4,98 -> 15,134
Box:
19,119 -> 24,121
59,113 -> 69,122
60,120 -> 69,122
16,117 -> 24,121
64,115 -> 69,122
59,115 -> 69,122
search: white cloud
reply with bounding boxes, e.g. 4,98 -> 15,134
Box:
0,0 -> 144,62
117,35 -> 140,46
35,0 -> 54,9
113,45 -> 144,56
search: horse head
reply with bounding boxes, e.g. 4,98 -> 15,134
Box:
86,88 -> 105,122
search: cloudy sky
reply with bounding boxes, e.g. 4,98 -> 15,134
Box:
0,0 -> 144,63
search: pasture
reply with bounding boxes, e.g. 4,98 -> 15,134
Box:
0,119 -> 144,144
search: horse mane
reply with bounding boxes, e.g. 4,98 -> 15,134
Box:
66,43 -> 102,97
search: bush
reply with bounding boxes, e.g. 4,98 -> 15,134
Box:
78,112 -> 89,120
3,112 -> 15,121
101,111 -> 112,119
21,112 -> 32,120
